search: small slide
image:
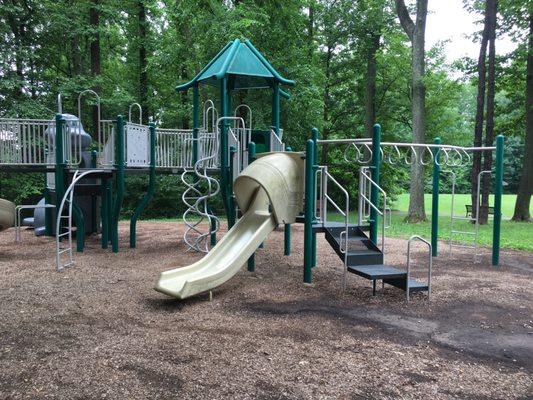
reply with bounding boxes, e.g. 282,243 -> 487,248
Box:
0,198 -> 15,232
155,152 -> 304,299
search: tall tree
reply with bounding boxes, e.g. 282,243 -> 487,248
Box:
395,0 -> 428,222
513,11 -> 533,221
90,0 -> 101,138
138,0 -> 150,123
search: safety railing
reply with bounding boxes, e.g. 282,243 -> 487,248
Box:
270,128 -> 285,152
223,117 -> 249,181
358,167 -> 387,253
124,122 -> 150,167
316,165 -> 350,289
406,235 -> 432,302
99,119 -> 115,167
156,128 -> 194,168
0,118 -> 54,166
0,118 -> 85,167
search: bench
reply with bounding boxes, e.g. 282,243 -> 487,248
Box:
465,204 -> 494,218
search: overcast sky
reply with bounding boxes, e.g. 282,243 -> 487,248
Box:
425,0 -> 517,62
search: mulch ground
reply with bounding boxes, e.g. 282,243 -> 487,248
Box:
0,221 -> 532,399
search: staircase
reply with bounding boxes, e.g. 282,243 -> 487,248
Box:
315,167 -> 432,301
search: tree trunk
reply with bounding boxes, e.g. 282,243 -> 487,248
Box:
480,0 -> 498,224
471,0 -> 491,224
138,0 -> 150,124
396,0 -> 428,222
321,45 -> 333,164
364,32 -> 380,138
512,12 -> 533,222
90,0 -> 101,139
308,2 -> 314,57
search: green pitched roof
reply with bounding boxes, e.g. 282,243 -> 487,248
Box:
176,39 -> 295,92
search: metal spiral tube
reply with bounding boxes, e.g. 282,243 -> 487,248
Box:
181,132 -> 220,252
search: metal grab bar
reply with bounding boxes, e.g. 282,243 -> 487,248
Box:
406,235 -> 432,302
15,204 -> 56,242
316,166 -> 349,289
128,103 -> 142,124
358,168 -> 387,254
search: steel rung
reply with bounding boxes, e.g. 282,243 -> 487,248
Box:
451,230 -> 476,235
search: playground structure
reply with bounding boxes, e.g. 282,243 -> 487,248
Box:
0,39 -> 505,301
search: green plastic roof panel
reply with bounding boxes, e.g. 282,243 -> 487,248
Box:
176,39 -> 295,92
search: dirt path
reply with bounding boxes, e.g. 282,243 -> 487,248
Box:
0,222 -> 532,399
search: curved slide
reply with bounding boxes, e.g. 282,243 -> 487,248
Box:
0,198 -> 15,232
155,152 -> 304,299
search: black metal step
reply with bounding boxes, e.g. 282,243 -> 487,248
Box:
383,277 -> 429,293
347,264 -> 406,280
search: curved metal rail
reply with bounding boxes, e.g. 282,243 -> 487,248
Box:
406,235 -> 432,302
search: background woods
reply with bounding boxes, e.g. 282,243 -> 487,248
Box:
0,0 -> 530,221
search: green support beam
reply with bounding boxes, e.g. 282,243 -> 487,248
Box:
492,134 -> 504,266
130,123 -> 156,248
101,178 -> 110,249
284,145 -> 293,256
304,138 -> 315,283
369,124 -> 381,245
311,128 -> 319,267
431,137 -> 441,256
271,82 -> 280,136
247,142 -> 256,272
111,115 -> 125,253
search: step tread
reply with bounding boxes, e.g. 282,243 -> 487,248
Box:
383,277 -> 429,292
347,264 -> 407,280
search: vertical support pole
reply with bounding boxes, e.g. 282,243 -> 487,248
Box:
247,142 -> 257,271
54,114 -> 66,227
91,150 -> 97,233
492,134 -> 504,266
44,174 -> 52,236
283,147 -> 292,257
220,77 -> 235,228
369,124 -> 381,245
101,178 -> 109,249
311,128 -> 319,267
229,145 -> 237,224
304,138 -> 315,283
130,123 -> 156,248
431,137 -> 441,256
271,82 -> 280,136
111,115 -> 125,253
192,83 -> 199,165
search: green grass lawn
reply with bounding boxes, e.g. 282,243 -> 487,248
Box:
391,193 -> 530,219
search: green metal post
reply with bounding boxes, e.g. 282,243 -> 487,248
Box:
369,124 -> 381,245
91,150 -> 97,233
492,134 -> 504,266
311,128 -> 319,267
272,82 -> 280,136
44,175 -> 52,236
304,139 -> 315,283
220,77 -> 235,228
247,141 -> 257,271
431,137 -> 441,256
72,202 -> 85,252
130,123 -> 156,248
111,115 -> 125,253
101,178 -> 109,249
229,145 -> 237,225
284,146 -> 292,256
192,84 -> 199,164
54,114 -> 66,230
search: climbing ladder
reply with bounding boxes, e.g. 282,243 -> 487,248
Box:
55,169 -> 104,271
449,170 -> 492,260
315,167 -> 432,300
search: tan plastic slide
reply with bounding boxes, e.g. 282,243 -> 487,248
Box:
155,152 -> 304,299
0,198 -> 16,232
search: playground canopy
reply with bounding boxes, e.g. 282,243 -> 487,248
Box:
176,39 -> 295,93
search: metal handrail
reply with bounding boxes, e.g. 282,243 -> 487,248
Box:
77,90 -> 100,151
317,166 -> 350,289
234,104 -> 252,132
406,235 -> 432,302
358,168 -> 387,254
128,103 -> 142,124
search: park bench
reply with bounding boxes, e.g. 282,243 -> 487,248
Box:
465,204 -> 494,218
